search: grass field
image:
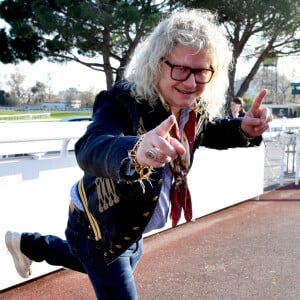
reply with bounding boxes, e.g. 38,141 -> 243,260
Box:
0,111 -> 92,121
49,111 -> 92,119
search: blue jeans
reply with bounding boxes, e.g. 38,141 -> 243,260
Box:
21,207 -> 143,300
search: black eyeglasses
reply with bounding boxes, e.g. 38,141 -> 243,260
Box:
164,61 -> 214,84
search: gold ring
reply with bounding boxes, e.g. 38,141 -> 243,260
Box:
145,148 -> 157,161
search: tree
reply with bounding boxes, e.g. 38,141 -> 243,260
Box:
0,0 -> 170,88
6,71 -> 27,105
79,89 -> 96,108
0,90 -> 7,105
30,81 -> 47,104
183,0 -> 300,107
63,87 -> 80,106
0,89 -> 13,105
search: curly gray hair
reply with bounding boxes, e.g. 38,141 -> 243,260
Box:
124,8 -> 232,118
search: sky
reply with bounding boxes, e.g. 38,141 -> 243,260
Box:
238,56 -> 300,82
0,58 -> 107,93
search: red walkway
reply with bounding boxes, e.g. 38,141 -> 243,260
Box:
1,184 -> 300,300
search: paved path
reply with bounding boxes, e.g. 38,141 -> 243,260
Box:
1,183 -> 299,300
136,185 -> 300,300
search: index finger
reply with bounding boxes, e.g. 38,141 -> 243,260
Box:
251,89 -> 267,110
155,115 -> 177,138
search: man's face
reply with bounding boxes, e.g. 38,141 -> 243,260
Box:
231,102 -> 241,115
157,44 -> 212,116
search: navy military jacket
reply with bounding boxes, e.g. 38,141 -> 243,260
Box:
75,80 -> 261,264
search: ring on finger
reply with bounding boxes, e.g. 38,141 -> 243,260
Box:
145,147 -> 158,161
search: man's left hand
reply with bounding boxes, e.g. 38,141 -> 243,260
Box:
241,89 -> 271,137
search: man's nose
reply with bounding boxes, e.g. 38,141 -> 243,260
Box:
183,72 -> 197,86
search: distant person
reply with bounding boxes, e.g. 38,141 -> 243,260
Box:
226,97 -> 246,119
5,8 -> 271,300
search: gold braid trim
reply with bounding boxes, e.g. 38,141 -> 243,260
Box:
129,135 -> 153,180
78,179 -> 102,241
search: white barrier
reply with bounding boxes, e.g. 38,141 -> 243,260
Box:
0,122 -> 89,290
0,113 -> 51,121
146,144 -> 265,236
0,122 -> 264,290
263,117 -> 300,141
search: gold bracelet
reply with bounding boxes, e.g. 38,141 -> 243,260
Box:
129,135 -> 152,180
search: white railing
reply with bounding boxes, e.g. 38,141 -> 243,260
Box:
263,117 -> 300,141
0,121 -> 265,290
0,121 -> 89,290
0,113 -> 51,121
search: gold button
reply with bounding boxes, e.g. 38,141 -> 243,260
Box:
132,226 -> 140,231
115,244 -> 123,249
124,236 -> 131,241
143,212 -> 150,217
158,179 -> 163,185
152,196 -> 159,201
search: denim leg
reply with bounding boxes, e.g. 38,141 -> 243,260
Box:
21,232 -> 85,273
65,208 -> 143,300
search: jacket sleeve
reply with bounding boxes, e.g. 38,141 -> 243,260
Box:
198,117 -> 262,150
75,88 -> 139,180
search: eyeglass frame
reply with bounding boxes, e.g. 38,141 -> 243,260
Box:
164,60 -> 214,84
